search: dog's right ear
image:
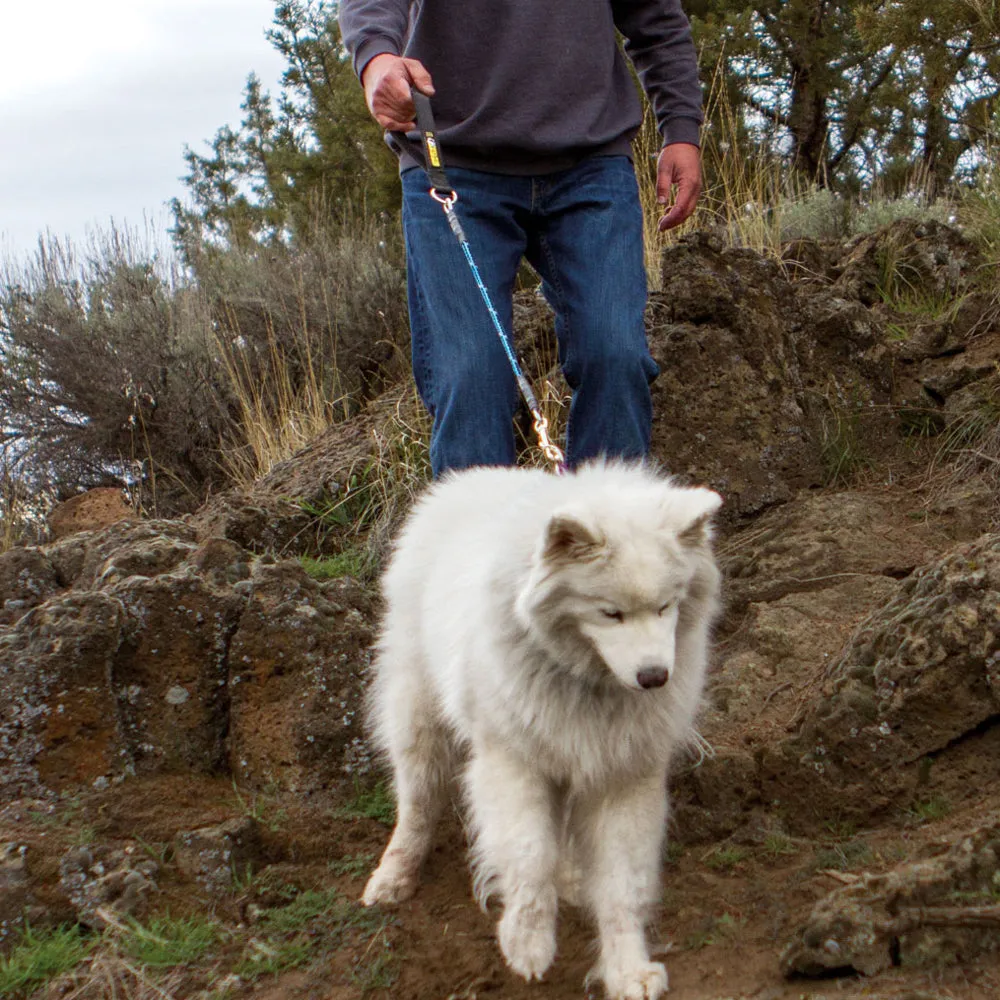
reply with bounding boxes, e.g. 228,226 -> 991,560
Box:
543,512 -> 606,563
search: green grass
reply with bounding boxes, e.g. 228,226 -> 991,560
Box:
822,818 -> 858,841
334,778 -> 396,826
760,833 -> 798,861
133,835 -> 173,866
704,846 -> 750,872
664,841 -> 686,865
71,824 -> 98,847
887,288 -> 963,319
235,886 -> 389,982
299,550 -> 368,581
25,797 -> 85,830
258,888 -> 346,934
235,936 -> 314,978
229,780 -> 287,832
812,837 -> 874,872
351,933 -> 398,994
819,396 -> 872,486
949,883 -> 1000,904
329,852 -> 375,878
0,924 -> 93,997
907,794 -> 951,823
117,913 -> 219,968
683,912 -> 745,951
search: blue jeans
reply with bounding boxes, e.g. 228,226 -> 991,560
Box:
402,156 -> 658,477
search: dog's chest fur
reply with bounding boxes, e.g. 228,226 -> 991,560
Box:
460,639 -> 688,791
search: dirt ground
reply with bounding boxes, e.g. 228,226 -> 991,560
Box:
4,742 -> 1000,1000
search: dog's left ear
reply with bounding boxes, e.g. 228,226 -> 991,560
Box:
675,488 -> 723,547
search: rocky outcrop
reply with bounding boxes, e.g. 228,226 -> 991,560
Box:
227,563 -> 375,793
180,222 -> 1000,544
673,521 -> 1000,840
833,219 -> 983,307
58,843 -> 158,929
47,488 -> 133,541
0,522 -> 374,801
172,817 -> 264,894
765,533 -> 1000,819
629,233 -> 895,520
783,815 -> 1000,977
2,221 -> 997,845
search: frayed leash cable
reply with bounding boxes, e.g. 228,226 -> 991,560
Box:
410,91 -> 567,475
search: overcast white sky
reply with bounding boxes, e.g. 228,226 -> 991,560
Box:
0,0 -> 289,264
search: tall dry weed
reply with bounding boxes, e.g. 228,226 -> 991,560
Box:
200,209 -> 408,488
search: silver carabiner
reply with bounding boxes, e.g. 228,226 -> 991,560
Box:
429,187 -> 458,211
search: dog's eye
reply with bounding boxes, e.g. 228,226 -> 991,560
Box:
658,601 -> 675,616
601,609 -> 624,622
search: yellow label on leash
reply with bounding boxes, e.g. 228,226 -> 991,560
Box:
425,134 -> 441,168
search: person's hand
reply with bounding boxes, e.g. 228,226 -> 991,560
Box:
361,53 -> 435,131
656,143 -> 701,231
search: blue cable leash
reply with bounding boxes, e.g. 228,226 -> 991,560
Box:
412,92 -> 566,473
457,219 -> 541,413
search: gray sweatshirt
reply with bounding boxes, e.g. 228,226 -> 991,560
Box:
338,0 -> 703,175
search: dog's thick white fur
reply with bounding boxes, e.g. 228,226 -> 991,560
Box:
361,462 -> 721,1000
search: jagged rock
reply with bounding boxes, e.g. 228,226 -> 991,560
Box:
75,520 -> 200,589
673,492 -> 978,841
48,488 -> 132,541
58,843 -> 158,929
722,492 -> 945,614
111,569 -> 246,775
0,521 -> 375,800
762,533 -> 1000,823
834,219 -> 983,307
189,495 -> 316,555
0,547 -> 60,626
0,842 -> 42,940
782,816 -> 1000,977
173,817 -> 263,893
649,234 -> 895,521
0,592 -> 128,799
227,565 -> 376,793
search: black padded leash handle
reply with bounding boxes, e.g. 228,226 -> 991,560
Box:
412,91 -> 453,195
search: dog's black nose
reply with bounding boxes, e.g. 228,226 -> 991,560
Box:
637,666 -> 668,689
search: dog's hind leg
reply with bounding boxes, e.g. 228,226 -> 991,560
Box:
577,771 -> 670,1000
362,658 -> 451,907
465,743 -> 559,981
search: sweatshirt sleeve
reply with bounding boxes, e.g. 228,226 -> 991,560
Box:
612,0 -> 703,147
338,0 -> 412,81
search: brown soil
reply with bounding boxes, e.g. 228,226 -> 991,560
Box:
5,706 -> 1000,1000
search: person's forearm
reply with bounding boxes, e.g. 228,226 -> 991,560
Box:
612,0 -> 703,147
339,0 -> 411,81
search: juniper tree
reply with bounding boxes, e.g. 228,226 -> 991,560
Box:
689,0 -> 999,190
171,1 -> 398,259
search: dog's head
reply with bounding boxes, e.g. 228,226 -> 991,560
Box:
516,474 -> 721,691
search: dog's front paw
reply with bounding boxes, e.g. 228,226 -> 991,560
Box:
601,960 -> 669,1000
361,861 -> 417,907
497,895 -> 557,980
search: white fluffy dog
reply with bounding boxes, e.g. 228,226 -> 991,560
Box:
361,462 -> 721,1000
